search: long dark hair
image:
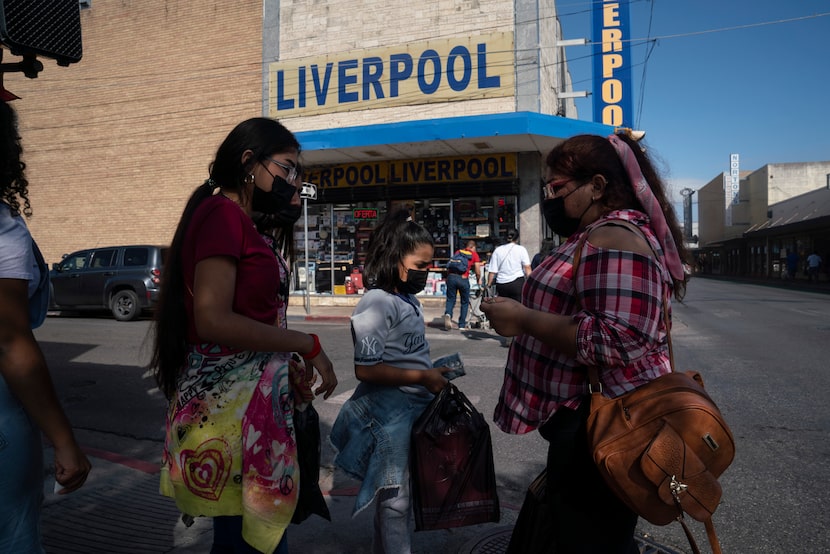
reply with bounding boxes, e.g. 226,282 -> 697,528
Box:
0,101 -> 31,216
363,209 -> 433,293
150,118 -> 300,399
253,211 -> 296,263
545,133 -> 689,299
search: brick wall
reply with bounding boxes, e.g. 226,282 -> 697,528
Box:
7,1 -> 262,264
5,0 -> 541,264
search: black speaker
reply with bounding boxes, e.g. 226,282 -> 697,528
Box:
0,0 -> 82,66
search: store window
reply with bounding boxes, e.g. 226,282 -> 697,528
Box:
292,195 -> 518,294
453,195 -> 516,260
293,201 -> 382,293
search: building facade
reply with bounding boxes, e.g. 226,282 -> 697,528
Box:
696,161 -> 830,280
6,0 -> 615,298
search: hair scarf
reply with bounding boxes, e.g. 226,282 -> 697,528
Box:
607,134 -> 685,282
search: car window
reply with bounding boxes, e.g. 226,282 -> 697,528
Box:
90,249 -> 117,268
61,252 -> 89,271
123,247 -> 149,267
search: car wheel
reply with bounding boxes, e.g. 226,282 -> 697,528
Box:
111,290 -> 140,321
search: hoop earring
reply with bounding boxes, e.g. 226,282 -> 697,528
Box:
244,173 -> 255,185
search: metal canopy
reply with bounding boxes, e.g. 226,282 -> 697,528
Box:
294,111 -> 614,166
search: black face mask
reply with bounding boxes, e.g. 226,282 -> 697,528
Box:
251,175 -> 302,225
397,268 -> 429,295
542,184 -> 592,237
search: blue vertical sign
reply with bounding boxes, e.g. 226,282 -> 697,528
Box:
592,0 -> 633,127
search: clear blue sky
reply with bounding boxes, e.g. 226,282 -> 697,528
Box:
558,0 -> 830,200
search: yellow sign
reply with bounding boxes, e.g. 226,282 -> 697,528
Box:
269,33 -> 515,117
306,154 -> 517,189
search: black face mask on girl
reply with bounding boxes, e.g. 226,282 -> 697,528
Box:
397,268 -> 429,295
251,175 -> 302,225
542,183 -> 592,237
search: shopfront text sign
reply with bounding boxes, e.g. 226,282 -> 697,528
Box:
353,209 -> 378,220
724,153 -> 740,227
592,1 -> 633,127
268,33 -> 514,117
306,154 -> 517,189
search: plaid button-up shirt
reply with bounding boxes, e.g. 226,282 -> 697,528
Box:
494,210 -> 673,435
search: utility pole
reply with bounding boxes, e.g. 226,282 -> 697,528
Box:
680,188 -> 696,242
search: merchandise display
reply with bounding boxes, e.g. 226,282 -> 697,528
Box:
293,197 -> 516,295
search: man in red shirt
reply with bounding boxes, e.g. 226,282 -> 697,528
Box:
443,240 -> 482,330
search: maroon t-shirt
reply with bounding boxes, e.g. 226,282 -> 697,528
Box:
182,195 -> 280,346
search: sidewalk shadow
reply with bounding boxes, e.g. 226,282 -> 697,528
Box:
41,456 -> 212,553
310,417 -> 543,554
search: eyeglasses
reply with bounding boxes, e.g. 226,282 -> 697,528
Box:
542,177 -> 573,198
266,157 -> 301,184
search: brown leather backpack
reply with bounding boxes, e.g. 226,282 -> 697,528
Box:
586,368 -> 734,553
575,221 -> 735,554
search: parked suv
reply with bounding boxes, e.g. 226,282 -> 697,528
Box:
50,245 -> 168,321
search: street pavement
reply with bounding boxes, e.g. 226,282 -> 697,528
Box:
38,300 -> 684,554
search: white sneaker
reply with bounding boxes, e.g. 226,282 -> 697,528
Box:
443,313 -> 452,331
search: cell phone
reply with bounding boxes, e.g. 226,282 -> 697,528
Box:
433,352 -> 466,380
443,366 -> 466,381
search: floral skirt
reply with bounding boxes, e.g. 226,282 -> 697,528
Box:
160,347 -> 296,554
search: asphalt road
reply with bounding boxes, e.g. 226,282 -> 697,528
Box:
35,278 -> 830,553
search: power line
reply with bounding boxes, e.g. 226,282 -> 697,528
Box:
10,6 -> 830,138
581,11 -> 830,46
635,0 -> 656,130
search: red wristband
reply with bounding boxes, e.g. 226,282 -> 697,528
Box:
301,333 -> 322,360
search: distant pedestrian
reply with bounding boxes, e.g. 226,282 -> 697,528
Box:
486,228 -> 532,302
786,250 -> 799,280
330,210 -> 452,554
1,100 -> 91,552
443,240 -> 482,330
150,117 -> 337,554
531,238 -> 556,270
807,251 -> 822,283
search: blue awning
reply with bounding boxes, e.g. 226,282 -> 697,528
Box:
294,111 -> 614,166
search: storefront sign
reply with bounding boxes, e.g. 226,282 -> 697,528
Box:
268,32 -> 514,117
306,154 -> 517,189
724,153 -> 740,226
592,1 -> 633,127
353,209 -> 378,220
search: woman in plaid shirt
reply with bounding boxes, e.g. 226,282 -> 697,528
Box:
482,132 -> 689,553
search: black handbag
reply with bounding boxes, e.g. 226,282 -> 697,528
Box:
506,470 -> 555,554
410,382 -> 500,531
291,402 -> 331,524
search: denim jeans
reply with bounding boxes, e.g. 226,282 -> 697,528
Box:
372,467 -> 413,554
444,273 -> 470,327
211,516 -> 288,554
0,378 -> 45,554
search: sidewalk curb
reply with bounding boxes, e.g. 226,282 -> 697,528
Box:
294,315 -> 352,323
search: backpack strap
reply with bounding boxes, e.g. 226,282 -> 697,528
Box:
573,220 -> 675,375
